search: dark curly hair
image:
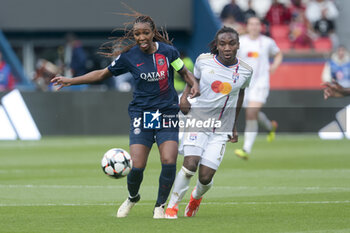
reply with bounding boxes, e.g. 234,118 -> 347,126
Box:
209,26 -> 239,55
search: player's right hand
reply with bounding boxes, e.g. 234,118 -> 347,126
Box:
51,76 -> 72,91
180,96 -> 191,115
227,127 -> 238,143
189,82 -> 200,98
322,81 -> 344,99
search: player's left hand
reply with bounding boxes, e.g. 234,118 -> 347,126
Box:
227,128 -> 238,143
180,96 -> 191,115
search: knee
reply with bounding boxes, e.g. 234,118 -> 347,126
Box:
199,175 -> 212,185
160,151 -> 177,165
183,161 -> 198,174
161,157 -> 176,164
159,141 -> 178,164
246,111 -> 258,120
132,158 -> 147,169
181,166 -> 196,178
160,150 -> 177,164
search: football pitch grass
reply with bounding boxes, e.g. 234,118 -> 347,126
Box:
1,135 -> 349,233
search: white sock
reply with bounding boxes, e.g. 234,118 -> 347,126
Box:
243,120 -> 258,154
167,166 -> 195,208
258,112 -> 272,131
192,179 -> 213,200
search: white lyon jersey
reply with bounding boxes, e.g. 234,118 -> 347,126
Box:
189,53 -> 252,134
238,35 -> 280,89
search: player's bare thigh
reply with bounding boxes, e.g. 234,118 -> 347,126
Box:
246,101 -> 264,120
158,140 -> 178,164
129,144 -> 151,168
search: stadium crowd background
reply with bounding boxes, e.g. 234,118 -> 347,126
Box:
0,0 -> 349,135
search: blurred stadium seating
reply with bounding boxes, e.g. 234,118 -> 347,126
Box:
270,24 -> 333,53
270,25 -> 291,51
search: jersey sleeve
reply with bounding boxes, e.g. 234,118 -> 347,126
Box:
108,54 -> 129,76
193,57 -> 202,80
268,38 -> 280,56
169,46 -> 184,72
241,70 -> 252,89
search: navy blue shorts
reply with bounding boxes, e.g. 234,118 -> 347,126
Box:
129,110 -> 179,148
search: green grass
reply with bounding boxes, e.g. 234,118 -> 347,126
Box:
1,135 -> 350,233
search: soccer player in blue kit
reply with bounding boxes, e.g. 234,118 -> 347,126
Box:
51,15 -> 200,219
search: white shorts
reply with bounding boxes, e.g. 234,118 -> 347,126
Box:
179,132 -> 227,170
244,86 -> 269,105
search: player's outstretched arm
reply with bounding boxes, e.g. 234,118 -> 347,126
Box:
322,81 -> 350,99
177,66 -> 200,98
51,68 -> 112,90
270,51 -> 283,74
179,84 -> 192,115
228,88 -> 245,143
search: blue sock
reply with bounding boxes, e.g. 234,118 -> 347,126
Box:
156,164 -> 176,207
127,167 -> 145,200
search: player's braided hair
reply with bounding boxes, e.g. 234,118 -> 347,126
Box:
100,4 -> 172,58
133,15 -> 172,45
209,26 -> 239,55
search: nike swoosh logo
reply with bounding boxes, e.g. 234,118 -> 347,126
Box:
136,63 -> 144,67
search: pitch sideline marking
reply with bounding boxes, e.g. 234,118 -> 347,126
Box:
1,200 -> 349,207
1,184 -> 350,191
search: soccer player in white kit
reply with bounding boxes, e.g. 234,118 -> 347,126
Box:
234,16 -> 283,159
164,27 -> 253,219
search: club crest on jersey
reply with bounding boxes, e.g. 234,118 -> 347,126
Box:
189,133 -> 197,141
133,128 -> 141,135
232,72 -> 239,83
157,58 -> 165,66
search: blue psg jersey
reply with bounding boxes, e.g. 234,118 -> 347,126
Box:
108,42 -> 183,113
